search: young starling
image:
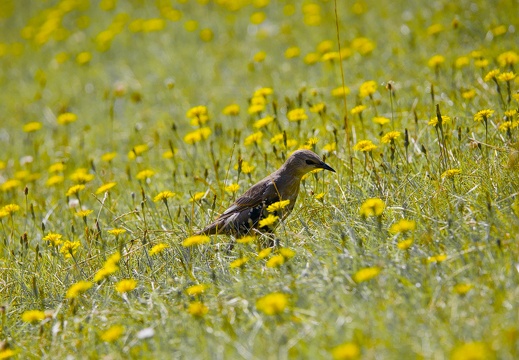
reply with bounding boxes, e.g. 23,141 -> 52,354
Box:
197,149 -> 335,237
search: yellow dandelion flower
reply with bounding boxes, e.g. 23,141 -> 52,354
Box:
230,257 -> 249,268
66,280 -> 93,299
253,51 -> 266,63
185,104 -> 207,118
253,87 -> 273,97
259,214 -> 278,228
101,152 -> 117,162
266,254 -> 285,268
222,104 -> 240,116
248,103 -> 265,114
57,112 -> 77,125
69,168 -> 94,183
48,162 -> 65,173
256,292 -> 288,315
149,243 -> 169,256
381,131 -> 401,144
190,192 -> 206,202
351,37 -> 375,55
331,342 -> 361,360
60,240 -> 80,258
182,235 -> 210,247
484,69 -> 500,82
491,25 -> 507,36
323,142 -> 336,153
46,175 -> 64,187
306,137 -> 319,146
128,144 -> 149,159
244,131 -> 263,146
427,254 -> 447,263
278,248 -> 295,259
95,182 -> 116,195
352,267 -> 381,283
236,235 -> 255,244
43,232 -> 63,247
427,54 -> 445,68
389,219 -> 416,234
441,168 -> 461,179
257,248 -> 272,260
372,116 -> 390,125
287,108 -> 307,122
359,80 -> 377,98
106,251 -> 121,266
115,279 -> 137,293
136,169 -> 155,180
499,121 -> 513,131
21,310 -> 46,324
428,115 -> 451,126
225,183 -> 240,193
187,301 -> 208,317
321,51 -> 340,62
359,198 -> 385,217
142,18 -> 165,32
186,284 -> 209,296
317,39 -> 334,54
93,264 -> 118,282
75,209 -> 93,218
304,52 -> 320,65
285,46 -> 300,59
23,121 -> 43,133
353,140 -> 377,152
302,168 -> 323,181
76,51 -> 92,65
267,200 -> 290,213
454,56 -> 470,68
451,342 -> 492,360
183,127 -> 211,144
107,228 -> 126,236
309,103 -> 325,114
160,149 -> 173,159
253,115 -> 274,129
270,133 -> 284,144
240,161 -> 255,174
397,238 -> 413,250
453,283 -> 473,295
153,190 -> 175,202
461,89 -> 476,100
331,86 -> 350,97
1,179 -> 22,192
497,71 -> 516,82
474,58 -> 489,68
497,50 -> 519,67
1,204 -> 20,215
314,192 -> 325,200
427,23 -> 444,35
250,11 -> 266,24
0,348 -> 18,358
100,325 -> 124,342
351,105 -> 367,115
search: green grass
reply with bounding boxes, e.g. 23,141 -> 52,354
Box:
1,0 -> 519,358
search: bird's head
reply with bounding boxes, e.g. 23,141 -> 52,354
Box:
282,149 -> 336,177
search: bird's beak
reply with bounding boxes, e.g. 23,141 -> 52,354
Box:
319,161 -> 336,173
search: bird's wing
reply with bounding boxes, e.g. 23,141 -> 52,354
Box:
220,177 -> 280,217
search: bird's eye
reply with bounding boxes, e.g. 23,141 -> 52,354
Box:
305,160 -> 316,165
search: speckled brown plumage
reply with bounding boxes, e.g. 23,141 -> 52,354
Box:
196,150 -> 335,237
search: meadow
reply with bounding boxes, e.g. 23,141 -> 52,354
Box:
0,0 -> 518,358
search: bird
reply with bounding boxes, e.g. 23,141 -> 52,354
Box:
196,149 -> 335,237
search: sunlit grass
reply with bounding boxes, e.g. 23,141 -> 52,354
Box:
1,0 -> 518,358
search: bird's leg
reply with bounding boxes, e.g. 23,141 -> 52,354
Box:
225,237 -> 236,253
